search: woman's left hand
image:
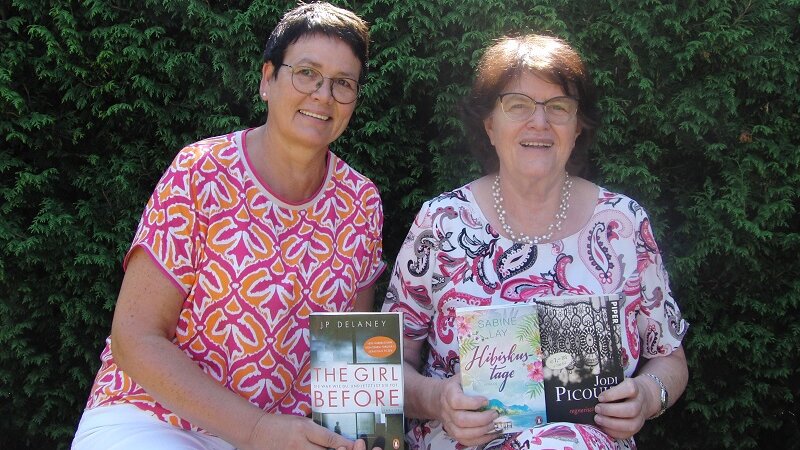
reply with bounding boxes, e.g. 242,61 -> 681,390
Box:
591,377 -> 655,439
593,347 -> 688,439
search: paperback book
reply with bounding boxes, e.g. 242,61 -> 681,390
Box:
456,303 -> 547,433
309,312 -> 405,450
533,293 -> 625,424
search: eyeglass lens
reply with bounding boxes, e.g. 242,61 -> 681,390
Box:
284,64 -> 359,104
499,93 -> 577,124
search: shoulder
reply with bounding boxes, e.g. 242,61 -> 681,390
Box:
411,182 -> 482,232
329,152 -> 381,200
588,187 -> 662,249
595,186 -> 651,220
427,182 -> 475,208
169,130 -> 241,172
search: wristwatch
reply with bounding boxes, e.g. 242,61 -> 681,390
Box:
643,373 -> 668,419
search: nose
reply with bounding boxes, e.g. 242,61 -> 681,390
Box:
311,78 -> 335,103
526,104 -> 549,128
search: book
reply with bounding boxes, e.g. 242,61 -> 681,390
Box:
532,293 -> 625,424
455,303 -> 547,433
309,312 -> 405,450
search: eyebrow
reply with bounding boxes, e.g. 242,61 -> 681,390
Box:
292,58 -> 359,80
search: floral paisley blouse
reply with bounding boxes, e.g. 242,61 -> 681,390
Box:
383,183 -> 688,450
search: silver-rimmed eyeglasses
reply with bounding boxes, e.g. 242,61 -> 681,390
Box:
281,64 -> 360,104
498,93 -> 578,124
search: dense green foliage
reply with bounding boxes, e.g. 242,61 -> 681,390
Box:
2,0 -> 798,448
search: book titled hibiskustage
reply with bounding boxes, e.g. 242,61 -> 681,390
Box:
310,312 -> 405,450
533,293 -> 625,424
456,303 -> 547,433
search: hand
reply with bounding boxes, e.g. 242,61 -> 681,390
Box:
435,373 -> 501,447
353,439 -> 382,450
245,413 -> 361,450
593,376 -> 656,439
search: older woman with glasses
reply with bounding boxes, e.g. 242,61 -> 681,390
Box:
383,34 -> 689,449
72,3 -> 384,450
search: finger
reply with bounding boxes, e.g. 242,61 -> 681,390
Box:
448,414 -> 503,443
445,387 -> 488,411
598,379 -> 636,403
307,423 -> 354,449
452,408 -> 499,428
594,414 -> 642,438
595,399 -> 640,419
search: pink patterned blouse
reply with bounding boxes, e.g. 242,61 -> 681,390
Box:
86,129 -> 385,430
383,183 -> 688,450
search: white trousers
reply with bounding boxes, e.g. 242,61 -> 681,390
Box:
72,404 -> 236,450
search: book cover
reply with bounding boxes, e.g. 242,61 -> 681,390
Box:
533,293 -> 625,424
309,312 -> 405,450
456,303 -> 547,433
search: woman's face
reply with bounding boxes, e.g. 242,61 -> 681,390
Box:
483,72 -> 581,180
260,34 -> 361,150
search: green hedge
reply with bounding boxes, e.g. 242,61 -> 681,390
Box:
2,0 -> 798,448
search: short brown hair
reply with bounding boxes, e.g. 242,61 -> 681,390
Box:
263,2 -> 370,84
462,35 -> 600,174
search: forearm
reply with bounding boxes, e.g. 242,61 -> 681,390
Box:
402,361 -> 447,421
634,346 -> 689,416
113,335 -> 264,448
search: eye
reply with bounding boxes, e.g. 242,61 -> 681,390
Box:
335,78 -> 357,91
296,67 -> 319,79
506,98 -> 532,111
547,98 -> 577,114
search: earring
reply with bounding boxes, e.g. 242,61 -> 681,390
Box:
261,92 -> 267,99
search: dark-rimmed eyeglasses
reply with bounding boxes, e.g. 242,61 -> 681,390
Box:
498,93 -> 578,124
281,64 -> 359,104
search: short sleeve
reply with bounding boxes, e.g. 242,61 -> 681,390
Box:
382,201 -> 437,341
123,147 -> 203,295
357,183 -> 386,290
624,207 -> 689,358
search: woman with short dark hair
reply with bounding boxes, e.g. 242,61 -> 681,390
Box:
73,3 -> 383,450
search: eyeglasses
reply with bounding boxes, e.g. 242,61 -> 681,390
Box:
497,93 -> 579,125
281,64 -> 360,104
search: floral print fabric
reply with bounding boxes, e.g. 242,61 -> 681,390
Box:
87,129 -> 385,430
383,183 -> 688,450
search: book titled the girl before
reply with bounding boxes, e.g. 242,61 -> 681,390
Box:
455,303 -> 547,433
309,312 -> 405,450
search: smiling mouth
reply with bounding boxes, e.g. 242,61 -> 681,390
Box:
300,110 -> 331,121
520,141 -> 552,148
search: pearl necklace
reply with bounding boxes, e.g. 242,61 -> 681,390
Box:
492,172 -> 572,245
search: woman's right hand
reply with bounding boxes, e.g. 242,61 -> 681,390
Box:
434,373 -> 500,447
246,413 -> 379,450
